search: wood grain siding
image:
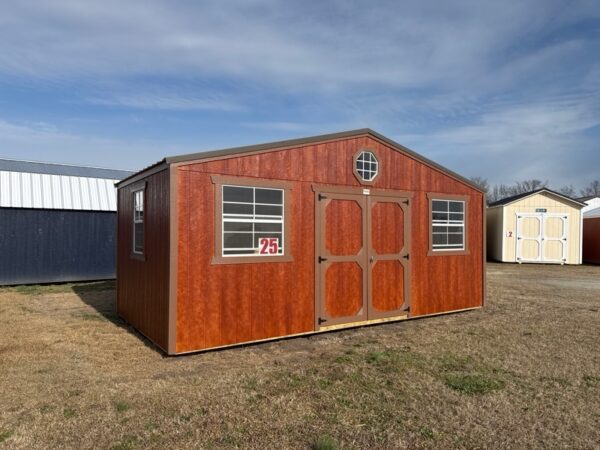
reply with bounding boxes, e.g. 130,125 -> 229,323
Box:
175,135 -> 483,353
117,169 -> 170,351
583,217 -> 600,264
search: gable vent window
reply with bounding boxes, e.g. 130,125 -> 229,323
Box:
355,151 -> 379,182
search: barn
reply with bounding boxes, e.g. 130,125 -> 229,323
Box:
582,206 -> 600,264
486,188 -> 585,265
116,129 -> 486,355
0,158 -> 133,285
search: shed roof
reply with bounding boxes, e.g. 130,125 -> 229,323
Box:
0,158 -> 134,212
584,206 -> 600,218
577,195 -> 600,203
117,128 -> 485,193
488,188 -> 586,209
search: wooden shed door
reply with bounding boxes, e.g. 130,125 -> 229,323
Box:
316,192 -> 368,327
316,190 -> 410,329
368,196 -> 410,319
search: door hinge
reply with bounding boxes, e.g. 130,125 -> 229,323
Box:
318,317 -> 327,325
403,199 -> 409,205
318,256 -> 328,263
403,305 -> 411,312
403,254 -> 410,260
318,193 -> 328,201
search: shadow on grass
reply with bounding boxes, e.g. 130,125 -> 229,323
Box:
71,282 -> 166,357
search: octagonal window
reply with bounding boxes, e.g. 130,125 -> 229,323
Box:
355,151 -> 379,182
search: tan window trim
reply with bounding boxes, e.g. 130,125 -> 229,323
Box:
427,192 -> 470,256
211,175 -> 293,265
130,180 -> 147,261
352,148 -> 380,185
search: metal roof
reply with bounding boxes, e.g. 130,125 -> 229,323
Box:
0,159 -> 134,212
584,206 -> 600,218
117,128 -> 485,193
487,188 -> 586,209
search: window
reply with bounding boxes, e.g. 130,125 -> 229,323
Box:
221,185 -> 284,257
133,189 -> 144,254
431,198 -> 466,252
355,151 -> 379,182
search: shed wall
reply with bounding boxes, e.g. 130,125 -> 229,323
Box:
501,193 -> 581,264
175,135 -> 484,353
117,169 -> 170,351
486,207 -> 503,261
583,217 -> 600,264
0,208 -> 116,285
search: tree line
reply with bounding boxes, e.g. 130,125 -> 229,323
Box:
468,178 -> 600,204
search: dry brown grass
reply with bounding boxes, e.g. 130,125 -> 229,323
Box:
0,263 -> 599,449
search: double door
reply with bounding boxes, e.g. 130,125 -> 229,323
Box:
315,188 -> 410,328
516,213 -> 569,263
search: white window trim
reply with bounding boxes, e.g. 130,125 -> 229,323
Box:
431,199 -> 466,251
356,151 -> 379,181
221,184 -> 285,257
132,188 -> 144,255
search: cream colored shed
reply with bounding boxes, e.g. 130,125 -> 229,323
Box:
487,189 -> 585,265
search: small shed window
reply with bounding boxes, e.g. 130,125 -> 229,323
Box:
431,199 -> 465,251
133,189 -> 144,254
355,151 -> 379,182
222,185 -> 284,257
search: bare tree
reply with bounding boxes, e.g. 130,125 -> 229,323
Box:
557,185 -> 576,198
469,176 -> 489,193
580,180 -> 600,197
514,179 -> 547,194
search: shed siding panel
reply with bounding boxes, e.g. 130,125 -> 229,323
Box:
175,135 -> 483,353
117,169 -> 170,351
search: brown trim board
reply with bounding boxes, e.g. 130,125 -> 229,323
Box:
168,165 -> 178,355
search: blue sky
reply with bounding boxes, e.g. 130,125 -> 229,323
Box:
0,0 -> 598,189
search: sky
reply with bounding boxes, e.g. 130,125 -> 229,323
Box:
0,0 -> 599,190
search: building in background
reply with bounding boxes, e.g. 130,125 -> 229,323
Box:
0,158 -> 133,285
582,206 -> 600,264
486,188 -> 585,265
578,195 -> 600,214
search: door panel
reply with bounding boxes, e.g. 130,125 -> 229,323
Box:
317,192 -> 368,326
542,214 -> 568,263
325,262 -> 363,318
371,260 -> 405,314
517,214 -> 542,262
368,196 -> 410,319
325,199 -> 363,255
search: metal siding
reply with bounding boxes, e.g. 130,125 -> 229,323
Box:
0,208 -> 117,285
0,170 -> 120,211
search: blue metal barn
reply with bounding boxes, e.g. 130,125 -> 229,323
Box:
0,159 -> 133,285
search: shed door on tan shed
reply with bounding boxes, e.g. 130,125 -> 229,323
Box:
516,213 -> 568,263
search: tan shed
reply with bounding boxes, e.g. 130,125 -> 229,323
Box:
486,189 -> 585,265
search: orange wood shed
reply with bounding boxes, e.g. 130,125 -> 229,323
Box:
116,129 -> 486,354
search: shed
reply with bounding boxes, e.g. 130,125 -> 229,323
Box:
0,158 -> 133,285
486,188 -> 585,265
116,129 -> 486,354
582,206 -> 600,264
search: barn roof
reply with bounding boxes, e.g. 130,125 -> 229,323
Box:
488,188 -> 586,208
0,158 -> 134,212
117,128 -> 485,193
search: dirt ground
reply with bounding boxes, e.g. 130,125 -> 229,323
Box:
0,263 -> 599,449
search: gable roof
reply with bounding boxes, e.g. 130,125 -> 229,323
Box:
488,188 -> 586,208
117,128 -> 485,192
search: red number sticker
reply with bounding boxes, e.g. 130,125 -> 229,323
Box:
258,237 -> 279,255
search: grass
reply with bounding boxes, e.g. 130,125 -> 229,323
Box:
0,263 -> 599,448
3,280 -> 115,296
